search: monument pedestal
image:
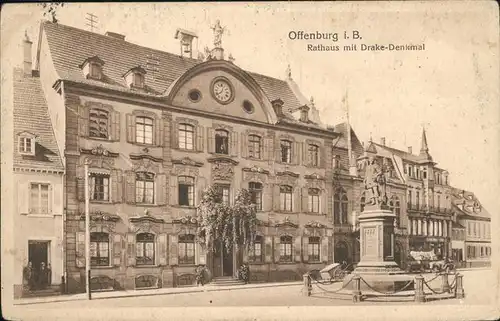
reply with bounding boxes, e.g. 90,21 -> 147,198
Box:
344,206 -> 413,292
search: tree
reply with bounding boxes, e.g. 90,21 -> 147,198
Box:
196,185 -> 258,254
38,2 -> 65,23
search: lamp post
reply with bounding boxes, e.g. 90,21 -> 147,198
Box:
84,158 -> 92,300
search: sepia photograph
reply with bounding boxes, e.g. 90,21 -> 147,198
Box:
1,2 -> 499,320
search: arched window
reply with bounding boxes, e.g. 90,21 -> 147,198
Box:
136,116 -> 154,144
280,185 -> 293,212
215,129 -> 229,154
248,135 -> 261,159
179,123 -> 194,150
279,235 -> 293,262
90,232 -> 109,266
136,233 -> 155,266
178,234 -> 195,265
334,188 -> 348,224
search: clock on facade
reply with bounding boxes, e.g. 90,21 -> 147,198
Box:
211,78 -> 234,104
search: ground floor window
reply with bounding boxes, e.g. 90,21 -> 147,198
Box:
249,235 -> 263,263
178,234 -> 195,265
280,236 -> 293,262
90,232 -> 109,266
308,237 -> 320,262
136,233 -> 155,266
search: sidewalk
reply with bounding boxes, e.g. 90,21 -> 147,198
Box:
14,280 -> 303,306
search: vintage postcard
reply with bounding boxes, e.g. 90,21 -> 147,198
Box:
1,1 -> 499,320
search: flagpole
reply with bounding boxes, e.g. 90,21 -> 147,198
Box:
84,158 -> 92,300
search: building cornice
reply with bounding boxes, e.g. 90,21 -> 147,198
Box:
13,166 -> 64,175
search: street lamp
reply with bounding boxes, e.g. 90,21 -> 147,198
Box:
84,158 -> 92,300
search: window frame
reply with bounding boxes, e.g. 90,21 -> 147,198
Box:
215,184 -> 231,205
18,136 -> 35,155
249,235 -> 263,263
308,237 -> 321,262
279,235 -> 293,262
308,188 -> 320,213
88,108 -> 110,139
249,182 -> 263,211
135,171 -> 155,204
248,134 -> 262,159
178,123 -> 195,150
279,185 -> 293,212
178,234 -> 196,265
89,173 -> 110,202
133,72 -> 145,88
280,140 -> 292,163
308,144 -> 320,167
29,182 -> 50,214
89,62 -> 102,80
215,129 -> 229,155
333,188 -> 348,224
135,116 -> 154,145
90,232 -> 110,267
178,176 -> 195,207
136,233 -> 155,266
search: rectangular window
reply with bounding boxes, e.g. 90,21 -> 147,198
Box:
135,172 -> 154,204
280,140 -> 292,163
90,63 -> 101,79
407,190 -> 412,209
136,116 -> 154,144
280,185 -> 293,212
90,232 -> 109,266
249,236 -> 263,262
308,188 -> 320,213
249,182 -> 263,211
332,155 -> 340,169
133,73 -> 144,88
19,136 -> 35,155
30,183 -> 49,214
215,130 -> 229,154
178,234 -> 196,265
136,233 -> 155,266
308,144 -> 319,166
248,135 -> 261,159
215,184 -> 230,205
178,176 -> 195,206
415,191 -> 419,209
308,237 -> 320,262
279,236 -> 293,262
178,124 -> 194,150
89,109 -> 109,139
89,174 -> 110,201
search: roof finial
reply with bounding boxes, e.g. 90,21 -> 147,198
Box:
309,96 -> 314,107
420,126 -> 429,153
211,19 -> 226,48
228,53 -> 235,63
286,64 -> 292,79
24,30 -> 30,42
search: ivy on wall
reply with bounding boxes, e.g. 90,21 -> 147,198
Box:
196,185 -> 258,254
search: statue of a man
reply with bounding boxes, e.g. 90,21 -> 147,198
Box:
364,157 -> 388,206
211,20 -> 226,48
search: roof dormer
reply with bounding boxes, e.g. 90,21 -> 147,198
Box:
18,131 -> 37,156
123,66 -> 146,89
79,56 -> 105,80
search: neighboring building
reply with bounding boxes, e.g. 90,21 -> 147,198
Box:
34,21 -> 340,293
451,188 -> 491,267
12,34 -> 65,298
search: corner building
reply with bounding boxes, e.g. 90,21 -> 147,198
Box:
35,21 -> 338,292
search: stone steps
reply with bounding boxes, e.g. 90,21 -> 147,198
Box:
22,286 -> 61,298
210,277 -> 246,286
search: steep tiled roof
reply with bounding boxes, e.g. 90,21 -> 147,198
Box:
450,187 -> 490,220
41,21 -> 308,117
371,142 -> 422,162
13,69 -> 64,171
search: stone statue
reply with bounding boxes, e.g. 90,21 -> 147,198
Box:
211,20 -> 226,48
363,156 -> 388,207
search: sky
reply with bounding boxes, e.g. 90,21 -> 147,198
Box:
1,2 -> 499,214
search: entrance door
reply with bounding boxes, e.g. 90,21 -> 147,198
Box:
334,242 -> 349,263
28,241 -> 49,289
212,240 -> 233,278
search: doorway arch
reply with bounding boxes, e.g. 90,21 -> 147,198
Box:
334,241 -> 349,263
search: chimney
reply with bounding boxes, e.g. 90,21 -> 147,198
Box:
105,31 -> 126,41
271,99 -> 284,117
380,137 -> 386,146
23,31 -> 32,76
408,146 -> 413,154
299,104 -> 310,123
175,28 -> 198,58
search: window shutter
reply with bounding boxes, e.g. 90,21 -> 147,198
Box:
169,234 -> 178,266
273,236 -> 281,263
302,187 -> 309,213
230,131 -> 239,157
197,177 -> 207,206
48,185 -> 53,214
113,234 -> 122,266
207,128 -> 215,153
18,181 -> 29,214
264,236 -> 273,263
155,117 -> 164,147
293,187 -> 300,213
53,182 -> 62,213
111,111 -> 121,141
319,145 -> 325,168
77,177 -> 85,201
302,142 -> 308,165
124,171 -> 136,204
321,237 -> 329,263
273,184 -> 281,211
262,185 -> 272,212
196,125 -> 204,152
155,173 -> 167,206
303,237 -> 309,263
158,233 -> 168,266
274,139 -> 281,162
111,169 -> 123,203
294,236 -> 302,262
76,232 -> 85,268
265,137 -> 274,161
241,132 -> 248,158
293,141 -> 301,165
321,190 -> 328,215
126,114 -> 135,143
169,175 -> 178,206
171,122 -> 179,149
127,233 -> 136,266
78,105 -> 89,137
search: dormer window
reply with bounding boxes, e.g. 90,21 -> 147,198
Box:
18,132 -> 36,156
79,56 -> 105,80
124,66 -> 147,89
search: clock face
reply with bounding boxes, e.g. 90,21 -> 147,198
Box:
212,79 -> 233,103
